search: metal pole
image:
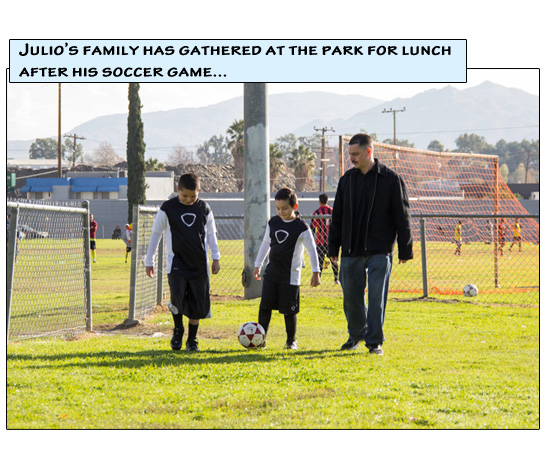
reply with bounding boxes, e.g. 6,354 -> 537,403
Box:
156,235 -> 164,306
320,135 -> 326,192
243,83 -> 270,299
81,201 -> 93,331
6,206 -> 19,340
493,157 -> 500,288
127,204 -> 140,322
58,83 -> 62,178
419,217 -> 429,298
339,135 -> 344,177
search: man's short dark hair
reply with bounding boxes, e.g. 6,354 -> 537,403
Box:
319,193 -> 328,205
178,173 -> 199,191
349,133 -> 373,149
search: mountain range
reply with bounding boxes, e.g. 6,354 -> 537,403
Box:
7,82 -> 538,162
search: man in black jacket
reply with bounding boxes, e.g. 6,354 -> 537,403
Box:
329,133 -> 413,355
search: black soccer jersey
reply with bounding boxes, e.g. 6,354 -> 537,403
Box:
148,197 -> 220,279
255,216 -> 319,286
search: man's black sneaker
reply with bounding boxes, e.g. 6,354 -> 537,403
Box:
186,339 -> 199,352
367,344 -> 383,355
341,338 -> 360,351
171,328 -> 184,351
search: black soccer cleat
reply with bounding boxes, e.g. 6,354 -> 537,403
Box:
170,328 -> 184,351
186,339 -> 199,352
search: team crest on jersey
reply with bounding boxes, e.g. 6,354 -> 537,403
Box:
275,230 -> 289,244
181,213 -> 196,227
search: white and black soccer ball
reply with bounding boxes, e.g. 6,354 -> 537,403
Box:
463,283 -> 479,297
238,322 -> 266,349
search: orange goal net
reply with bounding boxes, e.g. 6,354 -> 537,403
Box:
339,137 -> 539,244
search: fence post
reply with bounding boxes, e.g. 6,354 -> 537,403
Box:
126,204 -> 140,325
6,206 -> 19,339
419,217 -> 429,298
156,235 -> 164,305
81,201 -> 93,332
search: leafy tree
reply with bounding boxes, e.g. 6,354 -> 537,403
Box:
427,140 -> 445,152
288,144 -> 316,191
454,133 -> 493,154
145,157 -> 165,171
126,83 -> 146,223
29,137 -> 65,160
167,145 -> 196,166
63,138 -> 84,165
90,142 -> 124,166
509,163 -> 526,183
275,133 -> 298,161
227,119 -> 245,190
499,164 -> 509,183
269,143 -> 285,191
197,135 -> 231,164
382,138 -> 415,147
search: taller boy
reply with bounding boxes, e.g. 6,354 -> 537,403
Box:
329,134 -> 413,355
146,174 -> 220,351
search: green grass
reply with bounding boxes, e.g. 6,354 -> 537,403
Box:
7,239 -> 539,429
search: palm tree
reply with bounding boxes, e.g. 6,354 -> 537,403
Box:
288,144 -> 316,191
269,143 -> 285,191
227,119 -> 245,191
145,157 -> 165,171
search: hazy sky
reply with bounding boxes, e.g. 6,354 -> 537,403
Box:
6,68 -> 539,141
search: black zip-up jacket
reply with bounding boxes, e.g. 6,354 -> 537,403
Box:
328,159 -> 413,261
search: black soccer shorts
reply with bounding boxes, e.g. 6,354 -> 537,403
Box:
167,274 -> 211,320
259,277 -> 300,315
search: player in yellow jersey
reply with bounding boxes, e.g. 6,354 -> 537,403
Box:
509,218 -> 522,252
454,221 -> 462,256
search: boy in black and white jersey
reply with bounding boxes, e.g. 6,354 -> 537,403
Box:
145,173 -> 220,351
253,188 -> 321,349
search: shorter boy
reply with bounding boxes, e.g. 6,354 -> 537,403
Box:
145,173 -> 221,351
253,188 -> 321,350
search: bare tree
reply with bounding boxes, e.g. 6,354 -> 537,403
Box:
166,144 -> 196,166
89,142 -> 124,166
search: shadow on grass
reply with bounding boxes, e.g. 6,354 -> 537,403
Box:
7,347 -> 361,370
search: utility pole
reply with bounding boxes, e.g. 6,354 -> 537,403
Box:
58,83 -> 62,177
314,126 -> 334,192
64,133 -> 86,170
382,107 -> 406,145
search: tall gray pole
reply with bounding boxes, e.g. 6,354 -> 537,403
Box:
242,83 -> 270,299
81,201 -> 93,331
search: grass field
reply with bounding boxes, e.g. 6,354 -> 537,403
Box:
6,239 -> 540,430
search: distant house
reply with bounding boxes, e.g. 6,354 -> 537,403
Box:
20,171 -> 174,201
507,183 -> 540,200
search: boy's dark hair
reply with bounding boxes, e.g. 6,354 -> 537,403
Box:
349,133 -> 373,149
275,187 -> 297,208
319,193 -> 328,205
178,173 -> 199,191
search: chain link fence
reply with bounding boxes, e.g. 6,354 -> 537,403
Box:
7,200 -> 92,341
130,211 -> 539,322
126,205 -> 167,323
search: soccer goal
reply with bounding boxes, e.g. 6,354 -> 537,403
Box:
125,205 -> 167,325
7,200 -> 92,341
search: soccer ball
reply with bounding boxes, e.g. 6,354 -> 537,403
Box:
238,322 -> 266,349
463,283 -> 479,297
